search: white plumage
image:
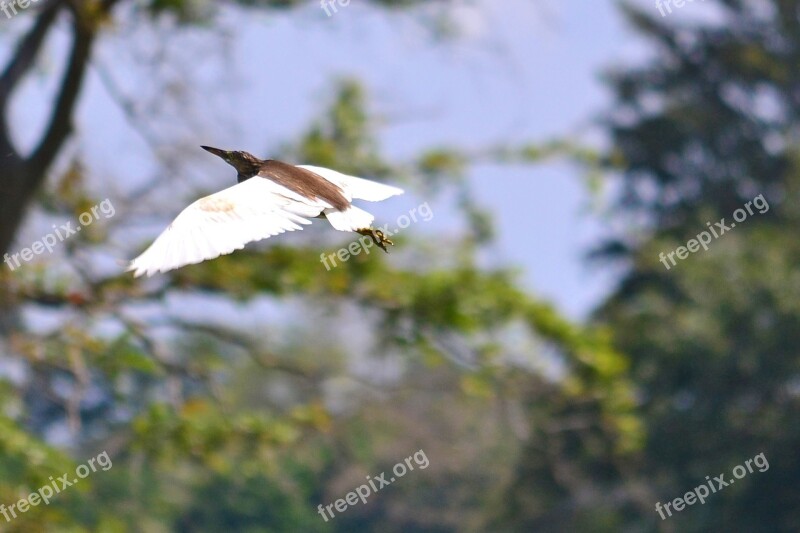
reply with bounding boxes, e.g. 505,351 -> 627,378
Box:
127,164 -> 403,278
297,165 -> 403,202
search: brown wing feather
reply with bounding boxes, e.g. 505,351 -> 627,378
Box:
258,160 -> 350,211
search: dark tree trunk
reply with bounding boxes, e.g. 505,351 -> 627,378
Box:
0,0 -> 110,255
0,157 -> 29,256
0,0 -> 119,334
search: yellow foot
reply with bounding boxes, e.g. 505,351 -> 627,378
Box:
356,227 -> 393,253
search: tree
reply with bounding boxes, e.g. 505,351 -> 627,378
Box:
555,1 -> 800,530
0,3 -> 642,529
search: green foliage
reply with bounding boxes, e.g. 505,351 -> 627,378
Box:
552,1 -> 800,531
0,1 -> 649,527
0,69 -> 638,532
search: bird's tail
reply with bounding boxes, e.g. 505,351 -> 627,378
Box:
324,206 -> 375,232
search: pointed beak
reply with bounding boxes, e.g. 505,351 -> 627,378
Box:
201,146 -> 228,159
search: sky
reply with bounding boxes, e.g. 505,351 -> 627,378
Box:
6,0 -> 677,320
199,0 -> 648,319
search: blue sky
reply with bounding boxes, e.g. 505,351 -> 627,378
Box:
8,0 -> 674,319
204,0 -> 647,318
223,0 -> 651,318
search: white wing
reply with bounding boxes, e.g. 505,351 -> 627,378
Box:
127,178 -> 328,277
296,165 -> 404,202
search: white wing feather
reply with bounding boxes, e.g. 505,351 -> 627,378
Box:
297,165 -> 404,201
127,178 -> 327,277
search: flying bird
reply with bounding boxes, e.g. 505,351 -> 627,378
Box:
127,146 -> 403,277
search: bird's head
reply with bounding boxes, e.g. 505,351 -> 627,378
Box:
201,146 -> 262,178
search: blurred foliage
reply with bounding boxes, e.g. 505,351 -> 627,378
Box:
0,34 -> 640,533
11,0 -> 800,531
518,0 -> 800,531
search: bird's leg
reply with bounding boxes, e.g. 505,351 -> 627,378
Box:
356,227 -> 393,253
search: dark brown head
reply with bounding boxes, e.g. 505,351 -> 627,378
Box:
201,146 -> 263,179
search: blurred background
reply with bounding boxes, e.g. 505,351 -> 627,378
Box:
0,0 -> 797,531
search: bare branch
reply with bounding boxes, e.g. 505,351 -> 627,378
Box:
29,7 -> 95,179
0,0 -> 61,154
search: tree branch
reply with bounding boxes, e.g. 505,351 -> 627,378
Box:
0,0 -> 62,155
28,5 -> 95,179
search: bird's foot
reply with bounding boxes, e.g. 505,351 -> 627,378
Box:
356,227 -> 393,253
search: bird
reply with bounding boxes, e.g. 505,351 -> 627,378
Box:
127,146 -> 403,277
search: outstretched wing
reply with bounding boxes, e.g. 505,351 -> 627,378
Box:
296,165 -> 404,202
127,178 -> 328,277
